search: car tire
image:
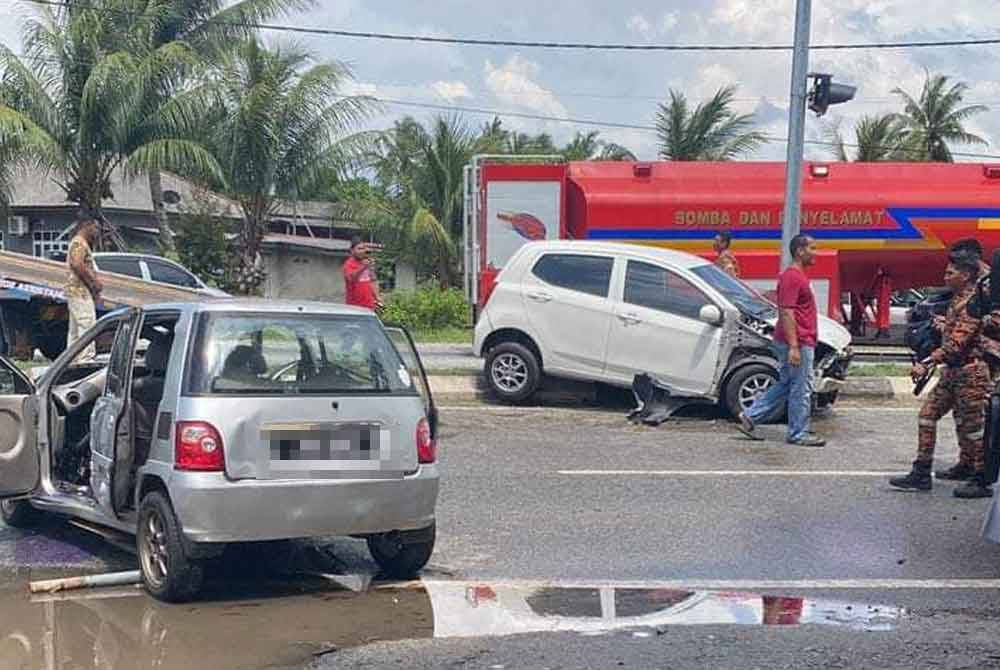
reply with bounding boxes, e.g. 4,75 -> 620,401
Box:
367,523 -> 436,579
0,499 -> 41,528
724,364 -> 786,424
485,342 -> 541,403
137,491 -> 204,603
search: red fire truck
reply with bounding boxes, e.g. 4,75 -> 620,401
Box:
462,158 -> 1000,330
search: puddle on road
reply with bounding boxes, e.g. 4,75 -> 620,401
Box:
0,575 -> 905,670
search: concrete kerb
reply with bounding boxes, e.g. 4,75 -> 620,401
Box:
426,374 -> 928,406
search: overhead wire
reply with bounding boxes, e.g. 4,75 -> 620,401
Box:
5,0 -> 1000,160
17,0 -> 1000,52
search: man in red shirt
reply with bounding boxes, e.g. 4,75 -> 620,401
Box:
343,236 -> 382,311
736,234 -> 825,447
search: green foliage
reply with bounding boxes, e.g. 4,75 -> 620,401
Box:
380,287 -> 470,331
656,86 -> 766,161
174,195 -> 233,289
891,71 -> 988,162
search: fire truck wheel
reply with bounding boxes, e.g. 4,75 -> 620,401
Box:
485,342 -> 541,403
724,364 -> 786,424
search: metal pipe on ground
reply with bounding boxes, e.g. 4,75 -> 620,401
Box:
29,570 -> 142,594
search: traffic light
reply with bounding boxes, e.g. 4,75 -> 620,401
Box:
808,74 -> 856,116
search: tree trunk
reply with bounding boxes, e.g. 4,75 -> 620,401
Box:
148,171 -> 175,256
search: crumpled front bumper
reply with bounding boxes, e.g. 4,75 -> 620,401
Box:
815,346 -> 853,396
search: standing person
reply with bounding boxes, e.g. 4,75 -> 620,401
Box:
736,234 -> 825,447
713,231 -> 740,278
64,217 -> 102,359
890,253 -> 993,498
342,236 -> 383,311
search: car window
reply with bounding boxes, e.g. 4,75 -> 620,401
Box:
531,254 -> 614,298
105,317 -> 137,398
624,261 -> 711,320
147,260 -> 200,288
95,256 -> 143,278
185,313 -> 416,396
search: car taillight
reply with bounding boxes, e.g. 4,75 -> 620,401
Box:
175,421 -> 225,471
416,417 -> 436,464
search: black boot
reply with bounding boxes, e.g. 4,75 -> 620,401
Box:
954,474 -> 994,499
889,461 -> 932,491
936,462 -> 976,481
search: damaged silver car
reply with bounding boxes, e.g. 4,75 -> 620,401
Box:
0,300 -> 439,602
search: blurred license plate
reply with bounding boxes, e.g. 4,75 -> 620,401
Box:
262,422 -> 399,478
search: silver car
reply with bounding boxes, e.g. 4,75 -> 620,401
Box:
0,300 -> 440,602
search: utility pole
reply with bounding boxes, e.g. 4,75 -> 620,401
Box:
781,0 -> 812,269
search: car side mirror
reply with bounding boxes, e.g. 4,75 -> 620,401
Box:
699,304 -> 724,326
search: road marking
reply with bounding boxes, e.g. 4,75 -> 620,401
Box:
412,577 -> 1000,590
558,470 -> 899,477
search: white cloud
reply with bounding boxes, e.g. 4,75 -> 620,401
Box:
661,12 -> 680,32
430,81 -> 472,102
627,14 -> 653,38
484,55 -> 569,119
342,81 -> 378,97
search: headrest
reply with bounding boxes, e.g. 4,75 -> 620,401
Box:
144,331 -> 173,373
223,345 -> 267,376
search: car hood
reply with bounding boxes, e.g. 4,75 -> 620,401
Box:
762,313 -> 852,352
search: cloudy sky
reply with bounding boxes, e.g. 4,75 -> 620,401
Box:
4,0 -> 1000,161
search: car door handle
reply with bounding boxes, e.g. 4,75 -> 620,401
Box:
617,312 -> 642,325
526,291 -> 553,303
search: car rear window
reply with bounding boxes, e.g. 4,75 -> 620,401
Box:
184,313 -> 416,396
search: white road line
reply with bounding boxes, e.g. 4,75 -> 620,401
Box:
558,470 -> 899,477
411,578 -> 1000,590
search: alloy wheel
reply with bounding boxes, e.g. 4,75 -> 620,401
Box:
140,511 -> 169,589
739,373 -> 775,411
491,353 -> 529,394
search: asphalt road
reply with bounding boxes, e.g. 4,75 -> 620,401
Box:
4,403 -> 1000,669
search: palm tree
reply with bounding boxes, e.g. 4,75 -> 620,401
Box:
891,72 -> 989,162
192,38 -> 375,292
0,2 -> 220,249
134,0 -> 316,254
561,131 -> 636,161
656,86 -> 766,161
822,114 -> 915,162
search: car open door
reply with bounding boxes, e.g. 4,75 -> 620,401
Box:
90,309 -> 141,518
383,326 -> 439,440
0,355 -> 39,498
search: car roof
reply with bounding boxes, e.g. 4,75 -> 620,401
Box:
94,252 -> 174,262
138,299 -> 378,317
513,240 -> 711,270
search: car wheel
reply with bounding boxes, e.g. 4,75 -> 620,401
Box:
485,342 -> 541,403
724,364 -> 785,423
137,491 -> 204,603
0,499 -> 40,528
367,524 -> 436,579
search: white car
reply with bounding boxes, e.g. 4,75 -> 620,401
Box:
92,253 -> 230,297
473,241 -> 853,417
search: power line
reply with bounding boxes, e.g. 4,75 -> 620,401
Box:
19,0 -> 1000,53
363,96 -> 1000,160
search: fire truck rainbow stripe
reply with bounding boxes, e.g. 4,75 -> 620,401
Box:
584,207 -> 1000,246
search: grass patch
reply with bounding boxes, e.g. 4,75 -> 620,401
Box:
413,327 -> 473,344
849,363 -> 912,378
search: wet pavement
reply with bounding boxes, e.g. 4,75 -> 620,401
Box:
0,565 -> 905,670
3,405 -> 1000,668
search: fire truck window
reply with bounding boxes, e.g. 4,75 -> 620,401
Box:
531,254 -> 614,298
624,261 -> 708,320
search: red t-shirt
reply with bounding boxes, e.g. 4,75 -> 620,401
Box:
343,257 -> 378,309
774,265 -> 818,347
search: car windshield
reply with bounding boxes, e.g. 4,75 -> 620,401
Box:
185,313 -> 415,395
690,264 -> 777,319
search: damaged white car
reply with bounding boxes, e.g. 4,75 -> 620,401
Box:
474,241 -> 853,417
